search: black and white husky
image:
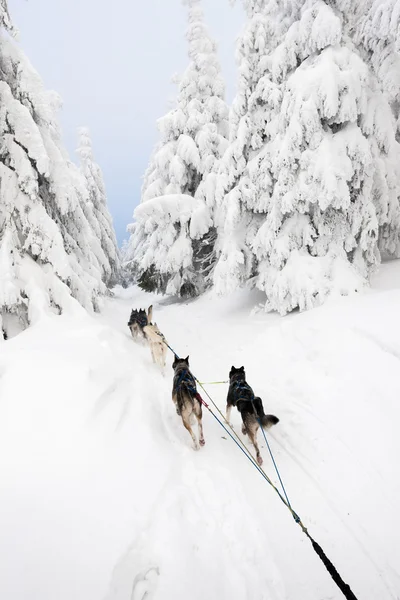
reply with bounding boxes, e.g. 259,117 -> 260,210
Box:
227,366 -> 279,465
127,305 -> 152,340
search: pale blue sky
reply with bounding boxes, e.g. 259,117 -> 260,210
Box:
8,0 -> 245,245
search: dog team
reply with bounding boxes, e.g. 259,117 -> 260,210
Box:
128,305 -> 279,465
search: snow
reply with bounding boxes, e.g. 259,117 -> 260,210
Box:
134,193 -> 204,225
1,261 -> 400,599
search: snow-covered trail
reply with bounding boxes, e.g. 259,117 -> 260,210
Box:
100,280 -> 400,600
1,267 -> 400,600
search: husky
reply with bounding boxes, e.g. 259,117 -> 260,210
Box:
227,366 -> 279,466
172,356 -> 205,450
143,322 -> 167,372
128,305 -> 153,340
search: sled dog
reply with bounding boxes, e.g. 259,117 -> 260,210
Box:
227,366 -> 279,465
143,322 -> 167,371
127,305 -> 153,339
172,356 -> 205,450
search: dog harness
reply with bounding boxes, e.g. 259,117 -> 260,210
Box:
175,368 -> 202,403
230,379 -> 260,418
175,368 -> 197,394
230,379 -> 255,404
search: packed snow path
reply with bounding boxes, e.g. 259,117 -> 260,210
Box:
1,263 -> 400,600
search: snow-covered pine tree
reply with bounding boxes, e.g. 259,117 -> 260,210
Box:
214,0 -> 400,313
125,0 -> 228,297
76,128 -> 120,286
249,0 -> 400,314
212,0 -> 295,296
0,6 -> 116,338
335,0 -> 400,258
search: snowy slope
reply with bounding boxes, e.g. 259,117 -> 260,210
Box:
1,263 -> 400,600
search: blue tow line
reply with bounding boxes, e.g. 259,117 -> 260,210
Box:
164,337 -> 299,519
258,420 -> 295,514
157,334 -> 359,600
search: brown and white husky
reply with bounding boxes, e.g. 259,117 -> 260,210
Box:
172,356 -> 205,450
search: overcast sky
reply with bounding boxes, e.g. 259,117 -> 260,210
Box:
8,0 -> 245,245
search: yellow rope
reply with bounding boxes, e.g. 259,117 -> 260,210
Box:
197,380 -> 228,385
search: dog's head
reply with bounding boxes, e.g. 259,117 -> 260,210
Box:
229,365 -> 245,381
172,355 -> 189,370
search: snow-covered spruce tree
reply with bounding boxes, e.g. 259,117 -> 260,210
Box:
334,0 -> 400,258
214,0 -> 400,313
0,10 -> 114,337
249,0 -> 400,314
76,128 -> 120,286
212,0 -> 299,296
126,0 -> 228,297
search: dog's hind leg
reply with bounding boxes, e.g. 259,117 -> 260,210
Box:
162,346 -> 167,370
161,349 -> 167,376
226,404 -> 232,425
172,393 -> 180,416
194,401 -> 205,447
182,412 -> 199,450
156,343 -> 166,372
150,344 -> 156,364
247,422 -> 263,466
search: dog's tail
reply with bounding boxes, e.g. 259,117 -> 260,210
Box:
253,396 -> 279,429
260,414 -> 279,429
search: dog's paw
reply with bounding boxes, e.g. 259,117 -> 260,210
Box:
256,454 -> 263,466
199,438 -> 205,447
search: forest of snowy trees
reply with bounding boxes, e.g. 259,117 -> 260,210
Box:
0,1 -> 119,338
125,0 -> 400,314
2,0 -> 400,329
